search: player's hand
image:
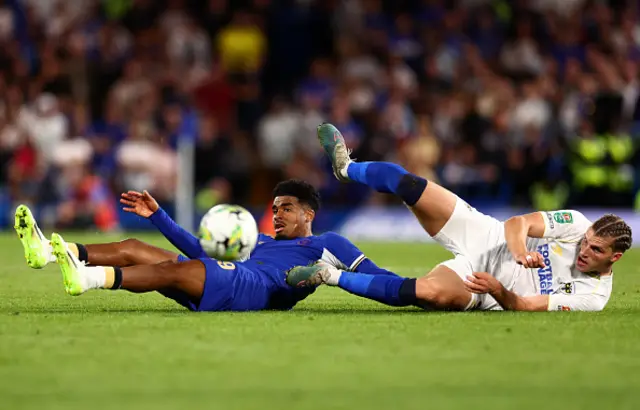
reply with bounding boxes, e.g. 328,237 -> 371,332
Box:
514,251 -> 545,269
464,272 -> 502,295
120,190 -> 159,218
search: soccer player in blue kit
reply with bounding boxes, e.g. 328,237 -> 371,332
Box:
14,180 -> 401,312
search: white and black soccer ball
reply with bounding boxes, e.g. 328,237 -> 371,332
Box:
198,204 -> 258,261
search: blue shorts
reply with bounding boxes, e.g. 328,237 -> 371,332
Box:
164,255 -> 272,312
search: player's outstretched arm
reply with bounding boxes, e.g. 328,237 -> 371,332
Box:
121,191 -> 207,259
465,272 -> 607,312
492,290 -> 550,312
464,272 -> 549,311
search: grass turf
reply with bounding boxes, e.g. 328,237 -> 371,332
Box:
0,232 -> 639,410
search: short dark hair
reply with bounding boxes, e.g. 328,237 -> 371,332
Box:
273,179 -> 321,212
592,214 -> 633,253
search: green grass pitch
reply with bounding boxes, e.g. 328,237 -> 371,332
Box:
1,232 -> 639,410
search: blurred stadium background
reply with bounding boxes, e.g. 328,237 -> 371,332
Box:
3,3 -> 640,409
2,0 -> 640,241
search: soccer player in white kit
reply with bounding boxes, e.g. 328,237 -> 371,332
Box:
286,123 -> 632,312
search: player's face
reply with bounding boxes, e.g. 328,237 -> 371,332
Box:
576,229 -> 621,273
272,196 -> 311,239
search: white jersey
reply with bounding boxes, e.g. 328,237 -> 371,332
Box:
496,210 -> 612,311
434,201 -> 613,311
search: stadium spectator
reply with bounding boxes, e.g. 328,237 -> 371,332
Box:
1,0 -> 640,231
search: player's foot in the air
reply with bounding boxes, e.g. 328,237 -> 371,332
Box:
14,204 -> 54,269
286,263 -> 333,288
51,233 -> 86,296
316,122 -> 353,182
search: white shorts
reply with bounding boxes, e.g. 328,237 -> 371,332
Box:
432,198 -> 505,311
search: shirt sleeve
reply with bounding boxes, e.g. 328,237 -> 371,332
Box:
540,210 -> 592,241
547,293 -> 608,312
148,208 -> 208,259
319,232 -> 366,271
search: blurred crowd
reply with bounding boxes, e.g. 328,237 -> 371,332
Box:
1,0 -> 640,231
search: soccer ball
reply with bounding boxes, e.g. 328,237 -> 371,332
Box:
198,204 -> 259,261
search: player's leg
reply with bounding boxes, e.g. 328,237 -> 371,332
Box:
52,232 -> 269,312
287,263 -> 417,307
288,258 -> 475,311
51,233 -> 204,301
317,123 -> 456,236
413,262 -> 476,310
14,204 -> 179,269
72,239 -> 180,267
317,123 -> 476,310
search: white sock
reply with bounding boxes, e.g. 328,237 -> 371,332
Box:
325,266 -> 342,286
46,241 -> 56,263
84,266 -> 107,289
339,162 -> 351,180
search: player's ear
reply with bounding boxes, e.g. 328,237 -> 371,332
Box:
610,252 -> 623,263
304,209 -> 315,223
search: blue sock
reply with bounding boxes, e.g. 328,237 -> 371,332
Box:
356,259 -> 402,278
346,162 -> 427,206
337,272 -> 417,307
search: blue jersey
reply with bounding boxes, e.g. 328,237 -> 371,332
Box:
238,232 -> 366,308
148,208 -> 389,311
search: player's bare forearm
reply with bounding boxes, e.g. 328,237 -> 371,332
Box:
504,213 -> 547,268
490,284 -> 549,311
504,216 -> 529,257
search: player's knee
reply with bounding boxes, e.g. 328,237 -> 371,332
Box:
118,238 -> 145,264
119,238 -> 144,249
415,278 -> 456,308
